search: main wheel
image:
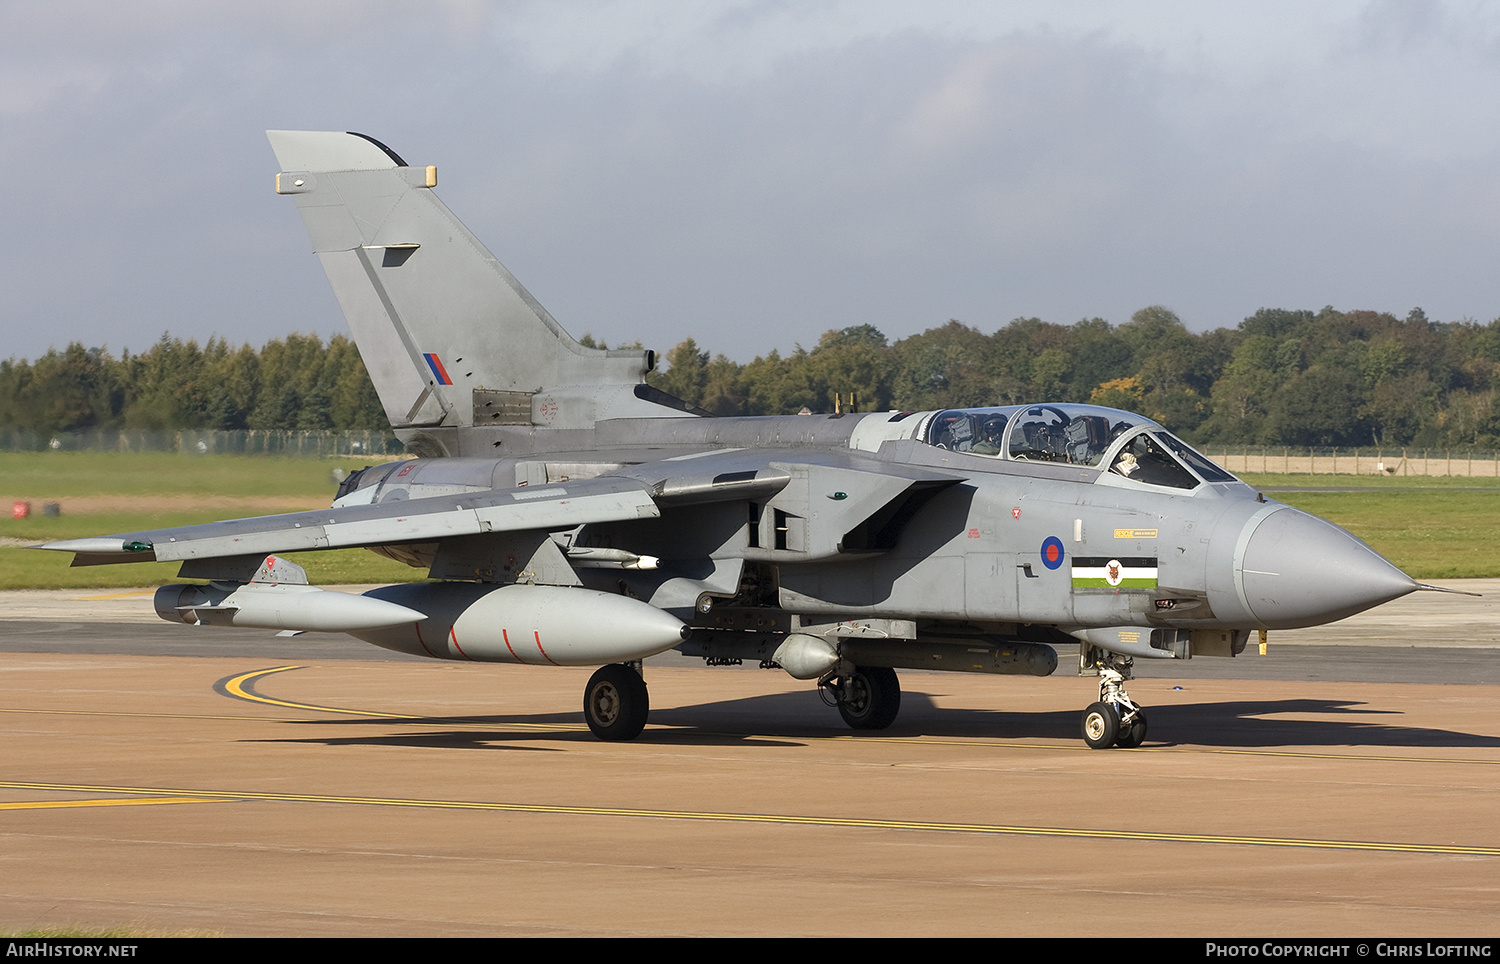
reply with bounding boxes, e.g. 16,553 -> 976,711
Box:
1081,701 -> 1119,749
837,666 -> 901,730
1114,712 -> 1148,749
583,664 -> 649,741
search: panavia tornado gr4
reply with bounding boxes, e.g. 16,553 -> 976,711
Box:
42,131 -> 1429,748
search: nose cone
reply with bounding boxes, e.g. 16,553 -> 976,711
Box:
1239,507 -> 1417,629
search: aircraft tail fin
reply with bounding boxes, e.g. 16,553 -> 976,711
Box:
267,130 -> 695,432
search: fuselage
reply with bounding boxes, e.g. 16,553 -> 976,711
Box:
336,403 -> 1416,654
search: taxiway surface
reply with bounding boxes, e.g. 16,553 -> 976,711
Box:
1,585 -> 1498,937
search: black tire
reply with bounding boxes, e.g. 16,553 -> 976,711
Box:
1115,712 -> 1148,749
1081,701 -> 1119,749
583,664 -> 649,741
837,666 -> 901,730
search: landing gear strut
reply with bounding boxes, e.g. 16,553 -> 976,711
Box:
583,662 -> 649,741
822,665 -> 902,730
1080,653 -> 1148,749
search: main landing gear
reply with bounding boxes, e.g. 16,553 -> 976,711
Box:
821,665 -> 902,730
583,662 -> 649,741
1080,654 -> 1148,749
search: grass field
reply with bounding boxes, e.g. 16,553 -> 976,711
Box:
1235,472 -> 1500,489
1238,473 -> 1499,580
0,453 -> 1494,588
0,452 -> 420,589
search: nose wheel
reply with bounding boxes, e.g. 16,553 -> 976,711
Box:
1080,657 -> 1148,749
1081,701 -> 1119,748
1115,711 -> 1148,749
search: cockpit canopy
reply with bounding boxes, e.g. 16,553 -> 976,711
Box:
919,403 -> 1238,490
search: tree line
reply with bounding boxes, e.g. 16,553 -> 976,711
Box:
7,305 -> 1500,447
0,334 -> 385,435
642,306 -> 1500,448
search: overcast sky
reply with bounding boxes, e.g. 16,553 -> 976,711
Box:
5,0 -> 1500,363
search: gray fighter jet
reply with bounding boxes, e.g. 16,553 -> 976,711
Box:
42,131 -> 1425,748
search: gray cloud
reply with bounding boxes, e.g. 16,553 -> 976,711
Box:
4,1 -> 1500,365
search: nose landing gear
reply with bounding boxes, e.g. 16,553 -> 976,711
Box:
1080,655 -> 1148,749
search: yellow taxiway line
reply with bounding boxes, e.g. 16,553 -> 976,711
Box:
2,779 -> 1496,857
217,665 -> 589,729
218,665 -> 415,718
0,795 -> 219,811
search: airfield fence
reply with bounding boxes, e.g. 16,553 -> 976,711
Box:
1206,447 -> 1500,477
0,428 -> 402,458
2,429 -> 1499,476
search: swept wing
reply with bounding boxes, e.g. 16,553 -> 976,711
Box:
41,476 -> 660,566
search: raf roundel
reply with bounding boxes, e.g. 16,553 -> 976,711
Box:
1040,536 -> 1065,570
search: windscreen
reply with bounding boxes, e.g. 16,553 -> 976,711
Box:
1155,432 -> 1239,483
1108,432 -> 1199,489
